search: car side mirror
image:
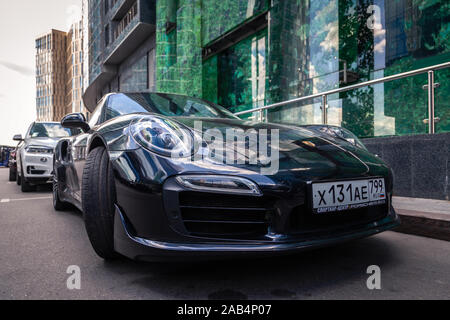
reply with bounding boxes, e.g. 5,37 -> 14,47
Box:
61,113 -> 90,133
13,134 -> 23,141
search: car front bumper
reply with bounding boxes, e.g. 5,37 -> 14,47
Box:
113,204 -> 400,261
111,149 -> 399,261
22,153 -> 53,182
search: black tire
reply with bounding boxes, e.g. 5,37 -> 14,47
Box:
82,147 -> 118,260
8,167 -> 16,181
20,165 -> 35,192
52,178 -> 68,211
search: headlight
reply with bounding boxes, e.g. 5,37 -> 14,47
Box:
176,175 -> 261,195
130,116 -> 195,158
25,146 -> 53,154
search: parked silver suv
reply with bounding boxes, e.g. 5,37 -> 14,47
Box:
14,122 -> 79,192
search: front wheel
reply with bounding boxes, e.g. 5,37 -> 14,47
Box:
82,147 -> 118,260
8,167 -> 16,182
20,166 -> 35,192
52,178 -> 68,211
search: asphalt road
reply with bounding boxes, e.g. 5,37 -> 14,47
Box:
0,168 -> 448,300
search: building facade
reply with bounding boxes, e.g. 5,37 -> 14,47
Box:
35,22 -> 87,122
82,0 -> 157,110
66,21 -> 87,115
153,0 -> 450,139
82,0 -> 91,92
82,0 -> 450,137
35,29 -> 68,122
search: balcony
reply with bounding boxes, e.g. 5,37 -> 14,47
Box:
109,0 -> 136,21
104,0 -> 155,65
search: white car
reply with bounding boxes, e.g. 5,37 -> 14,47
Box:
14,122 -> 79,192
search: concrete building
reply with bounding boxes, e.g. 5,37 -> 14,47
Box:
35,29 -> 68,122
82,0 -> 157,110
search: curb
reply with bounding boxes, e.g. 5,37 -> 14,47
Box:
393,208 -> 450,242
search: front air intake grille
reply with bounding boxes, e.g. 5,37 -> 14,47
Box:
289,202 -> 389,234
178,191 -> 274,239
27,166 -> 46,175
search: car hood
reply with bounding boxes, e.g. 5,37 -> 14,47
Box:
24,137 -> 60,149
172,117 -> 389,181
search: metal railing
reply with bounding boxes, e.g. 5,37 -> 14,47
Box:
234,61 -> 450,134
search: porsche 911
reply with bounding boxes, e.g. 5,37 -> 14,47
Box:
53,92 -> 400,261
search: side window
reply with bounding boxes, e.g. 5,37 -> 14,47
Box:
26,123 -> 34,138
104,96 -> 122,121
88,98 -> 107,127
103,94 -> 148,121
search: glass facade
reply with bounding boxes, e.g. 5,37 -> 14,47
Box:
66,21 -> 86,115
35,30 -> 69,122
119,53 -> 148,92
88,0 -> 103,83
201,0 -> 268,45
216,29 -> 267,113
155,0 -> 450,138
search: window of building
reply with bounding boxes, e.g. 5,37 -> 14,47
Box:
210,29 -> 267,113
105,25 -> 110,46
147,49 -> 155,90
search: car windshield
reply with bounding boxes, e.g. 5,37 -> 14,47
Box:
106,93 -> 240,120
29,123 -> 78,138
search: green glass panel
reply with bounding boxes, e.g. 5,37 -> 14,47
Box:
202,55 -> 218,103
435,67 -> 450,133
152,0 -> 450,138
156,0 -> 202,97
201,0 -> 268,45
216,28 -> 267,113
267,97 -> 322,126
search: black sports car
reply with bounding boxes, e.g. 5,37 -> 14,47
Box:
54,92 -> 400,261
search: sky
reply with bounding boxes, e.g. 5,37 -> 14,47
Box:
0,0 -> 81,146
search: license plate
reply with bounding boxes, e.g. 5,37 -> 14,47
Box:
311,178 -> 386,214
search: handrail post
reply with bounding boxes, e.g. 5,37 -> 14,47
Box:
321,95 -> 328,124
427,70 -> 435,134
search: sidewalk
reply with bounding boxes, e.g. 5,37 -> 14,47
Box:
393,196 -> 450,241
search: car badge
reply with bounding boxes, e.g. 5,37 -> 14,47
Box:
302,141 -> 316,148
40,157 -> 48,163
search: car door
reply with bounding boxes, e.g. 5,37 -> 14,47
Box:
64,133 -> 88,202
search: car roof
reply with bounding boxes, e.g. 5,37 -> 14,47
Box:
105,91 -> 200,99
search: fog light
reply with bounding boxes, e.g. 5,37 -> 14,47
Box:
175,175 -> 261,195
